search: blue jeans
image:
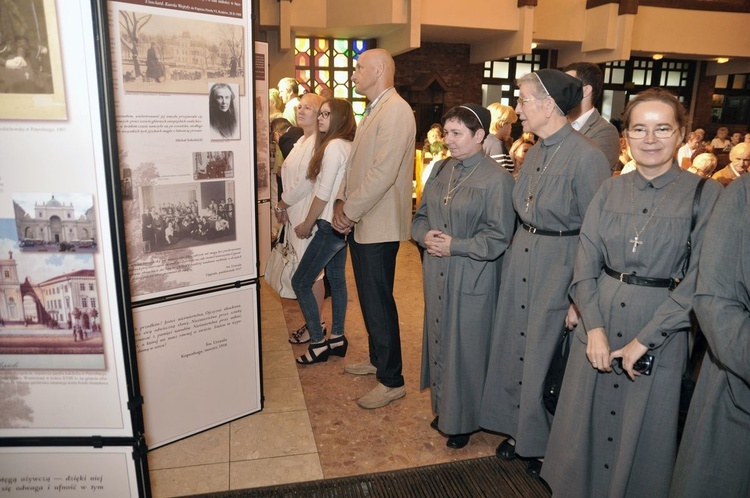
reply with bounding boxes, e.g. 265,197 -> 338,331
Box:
291,220 -> 348,343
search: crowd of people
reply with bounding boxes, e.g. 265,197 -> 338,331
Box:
141,199 -> 235,252
267,52 -> 750,497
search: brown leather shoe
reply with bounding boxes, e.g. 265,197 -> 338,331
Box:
357,383 -> 406,409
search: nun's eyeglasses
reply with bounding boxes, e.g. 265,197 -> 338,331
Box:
516,97 -> 537,108
318,111 -> 331,119
626,127 -> 678,140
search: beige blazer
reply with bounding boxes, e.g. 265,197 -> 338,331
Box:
338,88 -> 416,244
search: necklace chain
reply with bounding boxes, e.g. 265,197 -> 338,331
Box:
524,137 -> 568,213
629,171 -> 682,252
443,161 -> 480,205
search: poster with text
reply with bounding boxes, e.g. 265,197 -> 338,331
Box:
0,446 -> 138,497
0,2 -> 133,437
107,0 -> 256,302
132,284 -> 260,447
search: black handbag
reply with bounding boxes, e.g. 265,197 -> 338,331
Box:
543,326 -> 571,415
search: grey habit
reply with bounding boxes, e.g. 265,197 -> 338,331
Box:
542,164 -> 722,498
478,123 -> 610,456
670,175 -> 750,498
413,151 -> 515,436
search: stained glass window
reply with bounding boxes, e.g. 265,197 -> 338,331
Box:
295,37 -> 374,121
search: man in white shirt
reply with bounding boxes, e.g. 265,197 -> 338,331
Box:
677,132 -> 701,168
278,77 -> 300,126
564,62 -> 621,168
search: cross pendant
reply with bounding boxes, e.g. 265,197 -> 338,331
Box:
443,194 -> 451,205
524,196 -> 533,213
630,236 -> 643,253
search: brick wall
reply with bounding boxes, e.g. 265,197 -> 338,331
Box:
394,42 -> 484,110
692,62 -> 717,133
393,42 -> 485,140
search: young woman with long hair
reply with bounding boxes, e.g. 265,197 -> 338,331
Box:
291,98 -> 356,364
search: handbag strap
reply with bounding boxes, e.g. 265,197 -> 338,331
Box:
683,178 -> 707,375
682,177 -> 707,277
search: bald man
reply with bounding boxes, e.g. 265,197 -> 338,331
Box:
333,49 -> 416,409
712,142 -> 750,187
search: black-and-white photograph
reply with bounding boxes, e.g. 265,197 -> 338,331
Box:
118,10 -> 245,94
13,193 -> 97,253
208,82 -> 240,140
140,180 -> 236,253
0,0 -> 66,120
193,151 -> 234,180
121,168 -> 133,200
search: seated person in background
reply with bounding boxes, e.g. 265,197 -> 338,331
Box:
613,136 -> 629,173
484,103 -> 518,173
687,152 -> 718,178
677,132 -> 701,168
420,141 -> 450,185
269,88 -> 285,121
745,132 -> 750,144
509,137 -> 534,180
712,142 -> 750,186
711,126 -> 731,151
422,123 -> 445,163
731,131 -> 742,147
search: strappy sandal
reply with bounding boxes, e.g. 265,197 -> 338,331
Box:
296,342 -> 329,364
288,324 -> 310,344
327,334 -> 348,357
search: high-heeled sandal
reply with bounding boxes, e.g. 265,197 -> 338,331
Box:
288,324 -> 310,344
327,334 -> 348,357
288,321 -> 326,345
296,342 -> 329,364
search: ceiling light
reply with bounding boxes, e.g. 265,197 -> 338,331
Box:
652,54 -> 663,60
717,57 -> 729,64
531,42 -> 538,50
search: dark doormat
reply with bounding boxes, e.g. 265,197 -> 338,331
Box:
193,456 -> 551,497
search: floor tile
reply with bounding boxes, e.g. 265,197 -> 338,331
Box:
230,410 -> 317,461
262,349 -> 300,380
148,424 -> 229,470
230,454 -> 323,489
150,462 -> 229,497
261,376 -> 306,413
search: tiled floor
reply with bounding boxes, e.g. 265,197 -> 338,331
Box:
148,242 -> 515,497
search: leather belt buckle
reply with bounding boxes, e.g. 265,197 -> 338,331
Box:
619,273 -> 627,283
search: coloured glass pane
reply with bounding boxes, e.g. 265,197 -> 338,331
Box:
334,70 -> 349,85
333,53 -> 349,67
334,39 -> 349,53
296,51 -> 310,66
333,85 -> 348,99
295,38 -> 310,52
315,39 -> 329,52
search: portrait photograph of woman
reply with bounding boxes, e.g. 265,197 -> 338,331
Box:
208,82 -> 240,140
